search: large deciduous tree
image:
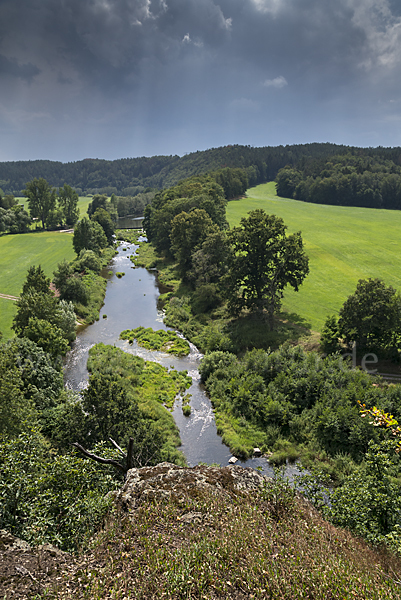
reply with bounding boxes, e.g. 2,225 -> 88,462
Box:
91,207 -> 115,245
338,278 -> 401,355
24,178 -> 56,229
224,209 -> 309,330
72,216 -> 108,254
58,184 -> 79,227
170,209 -> 218,279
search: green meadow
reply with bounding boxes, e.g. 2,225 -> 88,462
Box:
0,231 -> 75,339
77,195 -> 93,217
227,182 -> 401,332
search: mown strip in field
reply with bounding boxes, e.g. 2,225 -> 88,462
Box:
226,182 -> 401,331
0,231 -> 75,339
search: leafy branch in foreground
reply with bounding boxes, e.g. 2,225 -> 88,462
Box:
359,401 -> 401,451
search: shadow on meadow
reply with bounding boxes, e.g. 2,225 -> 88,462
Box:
225,310 -> 312,353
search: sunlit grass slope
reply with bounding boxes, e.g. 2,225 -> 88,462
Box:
0,231 -> 75,339
77,196 -> 92,217
227,182 -> 401,332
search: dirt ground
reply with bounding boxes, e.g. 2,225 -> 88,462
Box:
0,530 -> 77,599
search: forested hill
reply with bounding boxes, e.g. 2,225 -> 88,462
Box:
0,142 -> 384,196
276,151 -> 401,209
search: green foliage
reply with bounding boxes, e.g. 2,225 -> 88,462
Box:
7,337 -> 63,411
190,283 -> 222,314
13,265 -> 75,361
73,249 -> 102,274
200,345 -> 394,464
58,183 -> 79,227
0,144 -> 353,196
0,204 -> 31,233
320,315 -> 342,354
91,207 -> 115,245
224,209 -> 309,329
22,264 -> 51,295
187,230 -> 231,288
55,299 -> 76,342
276,153 -> 401,210
116,191 -> 155,217
72,216 -> 108,255
87,194 -> 108,217
0,343 -> 36,436
24,178 -> 57,229
24,317 -> 70,359
0,192 -> 17,209
12,290 -> 59,336
326,441 -> 401,544
144,173 -> 227,257
51,343 -> 190,463
338,278 -> 401,355
120,326 -> 190,356
0,429 -> 119,551
170,208 -> 219,278
199,350 -> 237,383
72,269 -> 107,324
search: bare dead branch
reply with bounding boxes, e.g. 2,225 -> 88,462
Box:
72,443 -> 126,474
109,437 -> 126,457
126,437 -> 134,470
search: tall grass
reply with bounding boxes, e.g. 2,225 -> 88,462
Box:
46,479 -> 401,599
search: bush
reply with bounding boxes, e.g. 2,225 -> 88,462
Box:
199,350 -> 238,383
74,249 -> 102,274
0,430 -> 120,551
190,283 -> 222,314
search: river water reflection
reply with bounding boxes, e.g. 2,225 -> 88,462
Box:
64,241 -> 300,479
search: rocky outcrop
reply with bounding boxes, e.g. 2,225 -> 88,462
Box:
117,461 -> 271,511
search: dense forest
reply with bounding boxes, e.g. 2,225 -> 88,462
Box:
2,142 -> 397,196
276,153 -> 401,209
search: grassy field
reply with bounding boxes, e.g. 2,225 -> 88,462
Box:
0,231 -> 75,339
227,182 -> 401,332
77,195 -> 92,216
16,195 -> 92,220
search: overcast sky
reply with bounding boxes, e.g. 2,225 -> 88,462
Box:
1,0 -> 401,162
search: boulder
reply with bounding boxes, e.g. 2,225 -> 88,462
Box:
117,462 -> 271,511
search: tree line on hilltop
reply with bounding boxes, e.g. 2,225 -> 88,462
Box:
276,153 -> 401,209
0,142 -> 366,196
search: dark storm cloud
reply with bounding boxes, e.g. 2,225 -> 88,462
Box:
0,54 -> 40,82
1,0 -> 398,92
0,0 -> 401,160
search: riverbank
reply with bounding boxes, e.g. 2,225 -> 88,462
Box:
131,239 -> 401,490
63,240 -> 238,470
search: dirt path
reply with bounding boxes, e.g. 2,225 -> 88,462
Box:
0,293 -> 19,300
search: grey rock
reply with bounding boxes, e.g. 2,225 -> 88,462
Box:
117,462 -> 271,512
0,530 -> 31,552
37,543 -> 68,558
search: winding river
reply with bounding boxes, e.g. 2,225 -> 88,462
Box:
64,240 -> 298,478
